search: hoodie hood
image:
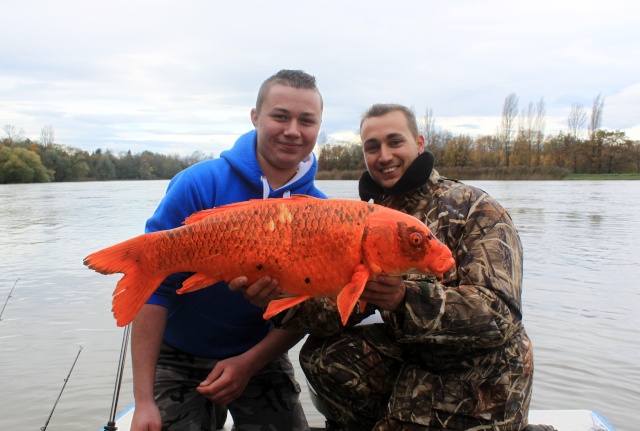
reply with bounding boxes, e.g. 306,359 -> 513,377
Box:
221,129 -> 320,198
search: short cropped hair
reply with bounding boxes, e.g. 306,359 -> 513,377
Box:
255,69 -> 323,113
360,103 -> 420,138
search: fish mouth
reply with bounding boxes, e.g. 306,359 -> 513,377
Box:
431,256 -> 455,275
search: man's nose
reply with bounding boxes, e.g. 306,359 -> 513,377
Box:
379,145 -> 393,162
284,121 -> 301,137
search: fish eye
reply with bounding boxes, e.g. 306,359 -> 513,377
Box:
409,232 -> 423,246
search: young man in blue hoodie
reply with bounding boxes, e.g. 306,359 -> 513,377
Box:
130,69 -> 325,431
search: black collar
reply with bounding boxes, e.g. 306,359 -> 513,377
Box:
358,151 -> 435,201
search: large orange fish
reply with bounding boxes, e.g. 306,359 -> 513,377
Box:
84,195 -> 454,327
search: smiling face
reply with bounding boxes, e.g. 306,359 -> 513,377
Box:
360,110 -> 425,190
251,84 -> 323,188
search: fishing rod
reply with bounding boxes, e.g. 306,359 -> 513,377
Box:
41,346 -> 83,431
0,278 -> 20,320
103,323 -> 131,431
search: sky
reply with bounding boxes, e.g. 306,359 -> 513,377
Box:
1,0 -> 639,157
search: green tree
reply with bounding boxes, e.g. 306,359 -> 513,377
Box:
115,150 -> 139,179
0,147 -> 53,183
94,152 -> 118,180
38,144 -> 90,181
138,151 -> 157,179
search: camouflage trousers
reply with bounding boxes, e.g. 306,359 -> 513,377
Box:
156,341 -> 309,431
300,325 -> 532,431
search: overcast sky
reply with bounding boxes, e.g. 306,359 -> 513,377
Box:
2,0 -> 639,157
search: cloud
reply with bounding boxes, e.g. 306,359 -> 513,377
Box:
605,84 -> 640,131
1,0 -> 639,155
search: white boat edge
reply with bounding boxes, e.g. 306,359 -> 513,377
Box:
105,403 -> 617,431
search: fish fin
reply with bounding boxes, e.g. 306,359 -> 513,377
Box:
177,273 -> 219,294
358,300 -> 368,312
336,265 -> 371,326
111,272 -> 165,327
263,295 -> 311,320
182,195 -> 319,225
84,235 -> 164,327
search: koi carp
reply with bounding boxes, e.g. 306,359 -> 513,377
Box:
84,195 -> 454,326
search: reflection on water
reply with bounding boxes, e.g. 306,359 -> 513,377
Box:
0,180 -> 638,431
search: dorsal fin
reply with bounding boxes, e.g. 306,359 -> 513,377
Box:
183,194 -> 319,225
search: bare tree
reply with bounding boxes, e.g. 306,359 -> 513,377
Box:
3,124 -> 25,144
317,131 -> 329,145
588,93 -> 605,141
499,93 -> 519,167
40,125 -> 55,146
518,101 -> 536,166
533,98 -> 546,166
586,94 -> 606,174
566,103 -> 587,174
422,108 -> 437,148
567,103 -> 586,141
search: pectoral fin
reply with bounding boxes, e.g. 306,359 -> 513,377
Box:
336,264 -> 371,326
263,295 -> 311,320
177,273 -> 219,294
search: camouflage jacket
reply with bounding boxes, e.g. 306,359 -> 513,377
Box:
273,170 -> 532,375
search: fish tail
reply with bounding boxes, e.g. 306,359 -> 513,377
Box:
84,235 -> 165,327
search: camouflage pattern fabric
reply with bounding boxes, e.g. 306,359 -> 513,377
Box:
155,341 -> 309,431
273,170 -> 534,430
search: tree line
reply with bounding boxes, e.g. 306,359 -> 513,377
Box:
3,92 -> 639,184
317,93 -> 640,177
0,126 -> 212,184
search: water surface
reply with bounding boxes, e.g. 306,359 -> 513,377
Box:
0,180 -> 637,430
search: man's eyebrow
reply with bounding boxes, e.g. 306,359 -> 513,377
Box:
363,132 -> 404,145
386,132 -> 404,140
271,107 -> 318,118
270,107 -> 290,114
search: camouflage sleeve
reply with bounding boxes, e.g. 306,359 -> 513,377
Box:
271,297 -> 376,337
384,193 -> 523,349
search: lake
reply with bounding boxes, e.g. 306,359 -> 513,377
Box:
0,179 -> 638,431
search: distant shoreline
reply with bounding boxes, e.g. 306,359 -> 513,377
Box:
315,169 -> 640,181
563,173 -> 640,180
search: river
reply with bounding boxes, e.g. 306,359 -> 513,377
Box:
0,180 -> 638,431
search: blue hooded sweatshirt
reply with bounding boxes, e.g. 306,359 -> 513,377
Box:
144,130 -> 326,358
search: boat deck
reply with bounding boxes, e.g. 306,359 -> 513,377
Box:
107,404 -> 616,431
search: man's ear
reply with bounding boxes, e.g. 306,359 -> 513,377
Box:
250,108 -> 259,127
417,134 -> 425,154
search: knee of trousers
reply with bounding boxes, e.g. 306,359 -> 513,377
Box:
299,335 -> 324,376
299,333 -> 367,388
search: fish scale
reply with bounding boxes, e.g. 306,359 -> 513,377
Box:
84,195 -> 454,326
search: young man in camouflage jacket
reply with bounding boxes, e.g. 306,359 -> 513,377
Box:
233,104 -> 543,430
